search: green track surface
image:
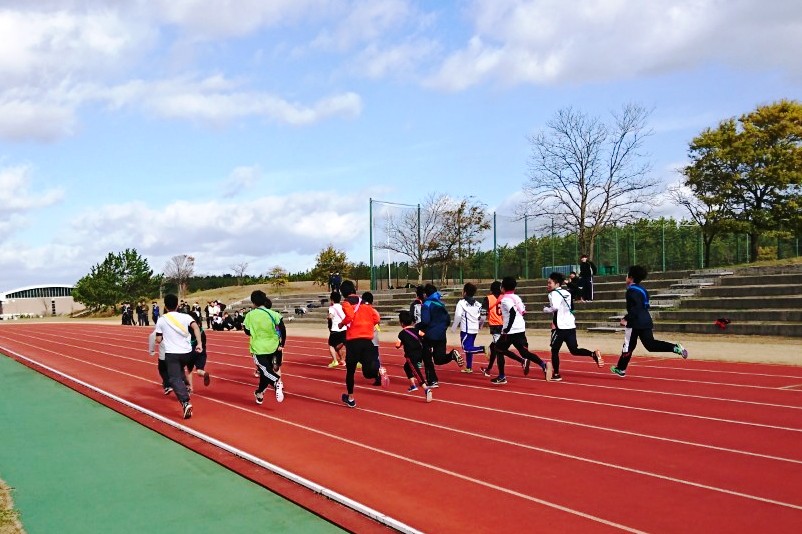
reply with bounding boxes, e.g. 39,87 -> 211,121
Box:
0,354 -> 344,534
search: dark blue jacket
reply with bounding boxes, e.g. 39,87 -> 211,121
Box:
417,292 -> 450,341
624,284 -> 653,329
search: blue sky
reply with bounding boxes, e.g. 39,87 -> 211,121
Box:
1,0 -> 800,291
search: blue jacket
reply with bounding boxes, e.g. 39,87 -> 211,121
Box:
417,292 -> 450,341
624,284 -> 653,329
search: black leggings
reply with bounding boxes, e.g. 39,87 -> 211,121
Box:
550,328 -> 594,373
345,339 -> 379,394
495,332 -> 544,376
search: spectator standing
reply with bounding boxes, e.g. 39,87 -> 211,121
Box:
578,254 -> 597,302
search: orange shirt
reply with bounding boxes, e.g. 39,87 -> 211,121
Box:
486,293 -> 503,326
341,298 -> 381,340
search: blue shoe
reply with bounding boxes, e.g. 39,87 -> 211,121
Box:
407,384 -> 419,393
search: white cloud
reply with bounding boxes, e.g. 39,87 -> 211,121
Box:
65,190 -> 365,269
221,165 -> 261,198
311,0 -> 414,52
0,164 -> 64,214
427,0 -> 802,90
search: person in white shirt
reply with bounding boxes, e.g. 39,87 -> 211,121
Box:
542,272 -> 604,382
450,282 -> 486,373
327,291 -> 347,367
490,276 -> 552,385
154,293 -> 203,419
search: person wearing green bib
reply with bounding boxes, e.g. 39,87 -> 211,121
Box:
244,290 -> 287,404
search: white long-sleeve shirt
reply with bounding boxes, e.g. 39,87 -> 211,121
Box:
452,298 -> 484,334
543,288 -> 576,330
500,292 -> 527,334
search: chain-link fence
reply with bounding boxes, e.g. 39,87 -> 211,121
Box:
369,198 -> 801,286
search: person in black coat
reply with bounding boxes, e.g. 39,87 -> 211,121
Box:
578,254 -> 597,302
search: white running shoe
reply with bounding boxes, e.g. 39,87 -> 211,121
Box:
275,380 -> 284,403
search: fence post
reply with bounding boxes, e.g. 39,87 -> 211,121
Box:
661,221 -> 666,272
369,198 -> 375,291
551,218 -> 555,269
493,212 -> 498,281
524,215 -> 529,279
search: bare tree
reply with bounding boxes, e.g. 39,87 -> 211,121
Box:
521,104 -> 659,258
427,197 -> 491,283
668,182 -> 741,268
380,194 -> 488,283
163,254 -> 195,299
231,261 -> 249,286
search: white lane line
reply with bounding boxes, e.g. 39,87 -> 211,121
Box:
6,338 -> 802,515
0,344 -> 423,534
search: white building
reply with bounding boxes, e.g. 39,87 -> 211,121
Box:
0,284 -> 79,319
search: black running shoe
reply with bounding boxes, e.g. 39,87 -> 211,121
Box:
182,402 -> 193,419
341,393 -> 356,408
551,373 -> 563,382
203,372 -> 211,387
523,359 -> 531,376
490,376 -> 507,385
163,387 -> 173,395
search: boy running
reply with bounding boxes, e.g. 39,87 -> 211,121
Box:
611,265 -> 689,377
542,272 -> 604,381
185,311 -> 212,390
338,280 -> 382,408
451,282 -> 485,373
244,290 -> 287,405
327,291 -> 347,367
416,283 -> 464,388
154,294 -> 203,419
362,291 -> 389,388
491,277 -> 552,385
396,310 -> 433,402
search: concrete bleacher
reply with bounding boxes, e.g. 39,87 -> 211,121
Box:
225,264 -> 802,337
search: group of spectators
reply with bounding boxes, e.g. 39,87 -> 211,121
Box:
121,301 -> 160,326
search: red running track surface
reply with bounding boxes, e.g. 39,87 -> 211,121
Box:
2,323 -> 802,533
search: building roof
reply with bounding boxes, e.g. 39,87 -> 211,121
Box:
0,284 -> 75,300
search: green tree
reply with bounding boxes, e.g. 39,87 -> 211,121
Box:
266,265 -> 288,295
73,249 -> 160,311
310,245 -> 348,286
682,100 -> 802,261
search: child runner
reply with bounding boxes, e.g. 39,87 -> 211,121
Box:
185,311 -> 212,391
611,265 -> 689,377
416,283 -> 464,388
338,280 -> 382,408
542,272 -> 604,382
395,310 -> 433,402
148,326 -> 171,394
409,285 -> 426,324
244,290 -> 287,405
154,294 -> 203,419
451,282 -> 485,373
362,291 -> 389,388
327,291 -> 347,367
491,276 -> 553,385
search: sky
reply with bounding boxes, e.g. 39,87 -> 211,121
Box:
1,0 -> 801,291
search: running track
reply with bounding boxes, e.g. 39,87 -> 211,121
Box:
2,323 -> 802,533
